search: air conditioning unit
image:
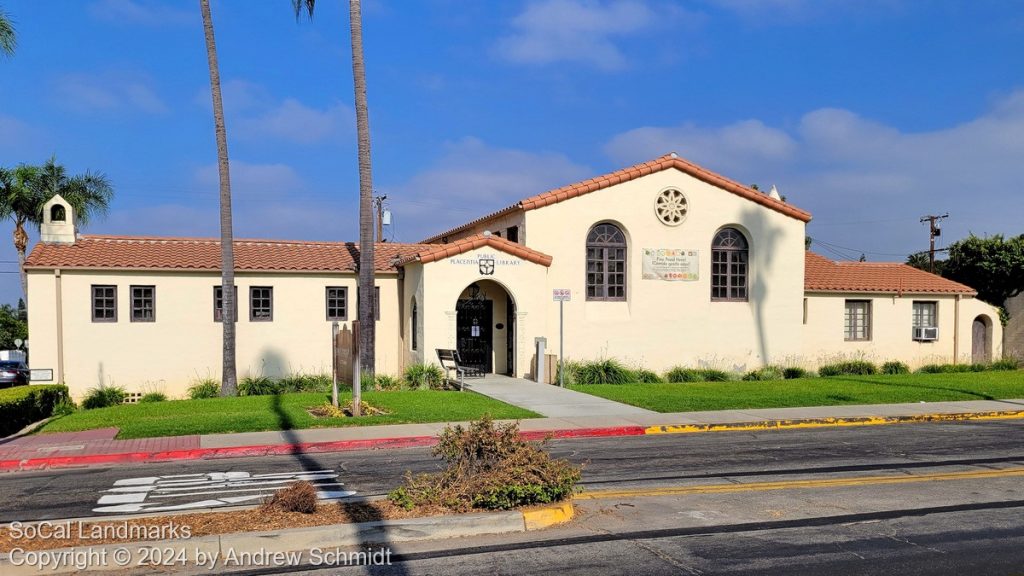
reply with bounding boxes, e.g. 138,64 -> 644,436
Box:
913,326 -> 939,341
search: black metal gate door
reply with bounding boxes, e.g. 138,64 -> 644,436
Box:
457,299 -> 493,373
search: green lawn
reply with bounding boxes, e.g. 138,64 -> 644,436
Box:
39,391 -> 540,439
570,371 -> 1024,413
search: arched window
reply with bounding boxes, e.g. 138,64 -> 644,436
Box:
711,227 -> 748,301
50,205 -> 66,222
586,223 -> 626,301
411,298 -> 418,351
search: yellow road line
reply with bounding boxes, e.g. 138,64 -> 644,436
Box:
576,466 -> 1024,500
645,410 -> 1024,435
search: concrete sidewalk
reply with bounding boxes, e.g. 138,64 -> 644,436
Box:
2,398 -> 1023,472
463,374 -> 657,417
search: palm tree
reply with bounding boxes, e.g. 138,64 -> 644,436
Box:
0,158 -> 113,306
0,6 -> 15,57
294,0 -> 376,415
200,0 -> 237,397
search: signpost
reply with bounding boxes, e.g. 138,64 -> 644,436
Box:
552,289 -> 571,387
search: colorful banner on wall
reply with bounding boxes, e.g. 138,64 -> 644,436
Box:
642,248 -> 699,281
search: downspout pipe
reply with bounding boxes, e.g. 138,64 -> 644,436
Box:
954,294 -> 961,364
55,268 -> 65,384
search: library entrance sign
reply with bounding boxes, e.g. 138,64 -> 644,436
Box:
642,249 -> 699,281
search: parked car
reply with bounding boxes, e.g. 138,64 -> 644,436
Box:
0,361 -> 29,388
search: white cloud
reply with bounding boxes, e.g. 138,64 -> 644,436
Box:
53,72 -> 168,114
493,0 -> 658,70
603,89 -> 1024,259
87,0 -> 192,26
195,80 -> 352,145
236,99 -> 353,145
194,161 -> 304,201
702,0 -> 904,22
381,137 -> 593,240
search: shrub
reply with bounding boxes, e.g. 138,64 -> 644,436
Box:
818,361 -> 877,376
556,360 -> 583,386
81,385 -> 127,410
991,358 -> 1021,371
633,369 -> 663,383
138,392 -> 167,403
917,363 -> 983,374
278,373 -> 331,393
239,375 -> 280,396
403,363 -> 446,390
188,378 -> 220,399
261,481 -> 317,514
574,359 -> 633,385
388,416 -> 581,512
742,366 -> 785,381
782,367 -> 810,379
0,385 -> 70,436
375,374 -> 402,391
698,369 -> 732,382
665,367 -> 703,383
881,361 -> 910,375
52,398 -> 77,417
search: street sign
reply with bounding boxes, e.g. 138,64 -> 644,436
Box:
552,289 -> 570,386
552,288 -> 571,301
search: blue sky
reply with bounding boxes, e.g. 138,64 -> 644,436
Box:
1,0 -> 1023,304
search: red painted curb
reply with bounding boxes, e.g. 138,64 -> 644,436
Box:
0,426 -> 647,472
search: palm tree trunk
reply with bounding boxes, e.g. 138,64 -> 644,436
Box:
200,0 -> 237,397
349,0 -> 374,416
14,219 -> 28,307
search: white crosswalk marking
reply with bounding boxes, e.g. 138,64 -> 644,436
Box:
93,469 -> 356,514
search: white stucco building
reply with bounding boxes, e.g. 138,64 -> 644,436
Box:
25,154 -> 1003,398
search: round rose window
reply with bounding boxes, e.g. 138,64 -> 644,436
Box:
654,188 -> 688,226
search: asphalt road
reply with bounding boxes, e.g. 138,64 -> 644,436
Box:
2,419 -> 1023,522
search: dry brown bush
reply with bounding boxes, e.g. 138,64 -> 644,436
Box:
262,481 -> 318,514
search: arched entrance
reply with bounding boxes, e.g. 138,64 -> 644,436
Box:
972,315 -> 992,364
456,280 -> 516,375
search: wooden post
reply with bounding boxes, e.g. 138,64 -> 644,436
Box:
331,321 -> 340,408
351,321 -> 361,417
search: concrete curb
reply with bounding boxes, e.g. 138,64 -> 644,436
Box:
3,410 -> 1022,473
0,503 -> 576,575
644,410 -> 1024,435
0,426 -> 642,472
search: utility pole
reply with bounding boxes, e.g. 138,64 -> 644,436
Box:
919,213 -> 949,273
373,195 -> 387,242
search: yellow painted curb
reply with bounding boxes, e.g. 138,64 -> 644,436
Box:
576,466 -> 1024,500
645,410 -> 1024,435
522,501 -> 575,530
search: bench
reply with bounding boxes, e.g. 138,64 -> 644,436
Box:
436,349 -> 483,391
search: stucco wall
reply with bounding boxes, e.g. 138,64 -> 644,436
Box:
522,169 -> 807,372
802,293 -> 1003,368
27,269 -> 403,399
434,211 -> 526,244
407,249 -> 550,379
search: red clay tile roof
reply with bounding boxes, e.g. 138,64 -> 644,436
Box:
422,153 -> 812,243
804,251 -> 976,295
24,235 -> 431,273
398,234 -> 553,267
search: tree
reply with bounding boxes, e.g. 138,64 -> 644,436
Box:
0,6 -> 15,57
905,251 -> 946,276
0,158 -> 112,306
293,0 -> 376,415
943,234 -> 1024,315
0,302 -> 27,350
200,0 -> 238,397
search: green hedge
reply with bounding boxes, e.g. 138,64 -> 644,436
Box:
0,385 -> 70,437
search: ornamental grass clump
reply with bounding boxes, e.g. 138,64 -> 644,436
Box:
574,359 -> 633,385
818,360 -> 877,376
389,416 -> 581,512
881,361 -> 910,375
81,385 -> 127,409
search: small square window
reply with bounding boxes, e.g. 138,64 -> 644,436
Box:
130,285 -> 155,322
214,286 -> 238,322
91,285 -> 117,322
326,287 -> 348,321
913,301 -> 937,328
250,286 -> 273,321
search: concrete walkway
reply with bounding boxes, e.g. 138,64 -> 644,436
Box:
464,374 -> 657,418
